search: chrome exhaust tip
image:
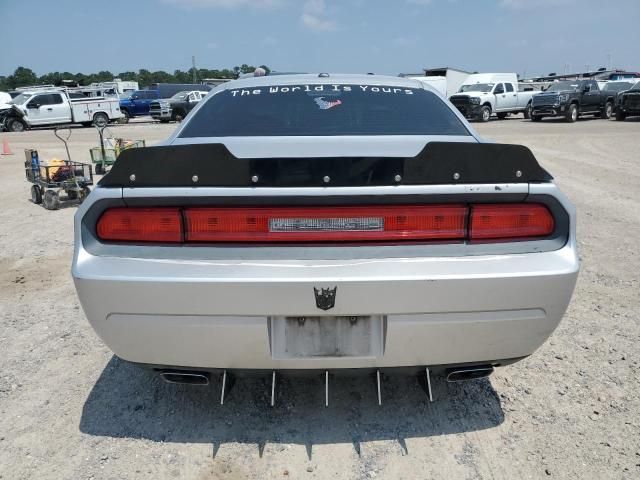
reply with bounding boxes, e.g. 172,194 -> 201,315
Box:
445,365 -> 494,382
160,371 -> 210,385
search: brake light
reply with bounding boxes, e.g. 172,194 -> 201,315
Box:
96,207 -> 182,243
184,205 -> 467,242
470,204 -> 554,240
94,203 -> 556,244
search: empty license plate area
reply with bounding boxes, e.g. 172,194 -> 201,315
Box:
270,316 -> 384,359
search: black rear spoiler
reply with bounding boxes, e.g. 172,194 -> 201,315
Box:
99,141 -> 553,188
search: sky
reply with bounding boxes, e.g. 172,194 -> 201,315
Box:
1,0 -> 639,78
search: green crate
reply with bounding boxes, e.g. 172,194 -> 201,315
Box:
90,147 -> 118,165
89,140 -> 145,165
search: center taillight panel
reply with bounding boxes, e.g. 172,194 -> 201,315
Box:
184,205 -> 468,242
95,204 -> 555,244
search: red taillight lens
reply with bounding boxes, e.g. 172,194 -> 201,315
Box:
469,204 -> 554,240
96,208 -> 183,243
184,205 -> 467,242
94,203 -> 557,244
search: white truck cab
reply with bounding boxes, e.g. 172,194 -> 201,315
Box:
449,73 -> 540,122
4,88 -> 123,132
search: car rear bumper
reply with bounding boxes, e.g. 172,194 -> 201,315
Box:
73,241 -> 578,370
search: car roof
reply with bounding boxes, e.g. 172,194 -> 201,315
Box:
222,74 -> 428,91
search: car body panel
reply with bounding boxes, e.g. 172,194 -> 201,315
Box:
73,180 -> 578,370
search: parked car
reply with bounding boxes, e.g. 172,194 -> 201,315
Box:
2,89 -> 123,132
119,84 -> 212,122
72,74 -> 578,392
118,90 -> 160,122
614,81 -> 640,121
530,79 -> 612,122
149,90 -> 209,123
599,81 -> 635,119
449,73 -> 540,122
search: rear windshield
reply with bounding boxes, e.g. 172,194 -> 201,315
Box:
179,84 -> 469,137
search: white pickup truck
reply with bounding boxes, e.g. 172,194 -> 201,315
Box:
3,89 -> 123,132
449,73 -> 540,122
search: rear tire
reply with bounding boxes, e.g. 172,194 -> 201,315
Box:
43,190 -> 60,210
92,112 -> 109,128
602,102 -> 613,119
30,185 -> 43,204
615,110 -> 626,121
523,102 -> 532,119
478,106 -> 491,122
565,104 -> 578,123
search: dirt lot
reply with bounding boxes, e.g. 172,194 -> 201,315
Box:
1,117 -> 639,480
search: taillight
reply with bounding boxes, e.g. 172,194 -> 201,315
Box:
470,204 -> 554,240
184,205 -> 467,242
96,208 -> 183,243
94,203 -> 556,244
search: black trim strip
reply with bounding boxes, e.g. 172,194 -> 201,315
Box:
99,142 -> 553,188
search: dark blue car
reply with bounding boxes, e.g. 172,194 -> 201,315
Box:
119,90 -> 160,122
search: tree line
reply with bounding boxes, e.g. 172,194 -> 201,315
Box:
0,65 -> 271,91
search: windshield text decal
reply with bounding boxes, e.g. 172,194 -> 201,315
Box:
229,85 -> 415,97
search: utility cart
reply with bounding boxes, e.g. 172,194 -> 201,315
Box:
25,128 -> 93,210
90,125 -> 146,174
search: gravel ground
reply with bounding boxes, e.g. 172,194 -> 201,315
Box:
0,116 -> 639,479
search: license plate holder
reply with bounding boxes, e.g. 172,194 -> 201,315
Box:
270,315 -> 383,359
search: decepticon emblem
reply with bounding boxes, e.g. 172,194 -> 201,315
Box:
314,286 -> 337,310
314,97 -> 342,110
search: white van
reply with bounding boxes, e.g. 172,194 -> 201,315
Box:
409,76 -> 447,97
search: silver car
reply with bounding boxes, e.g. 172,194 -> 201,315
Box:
72,74 -> 579,393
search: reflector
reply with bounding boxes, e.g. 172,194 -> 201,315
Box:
470,204 -> 554,240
